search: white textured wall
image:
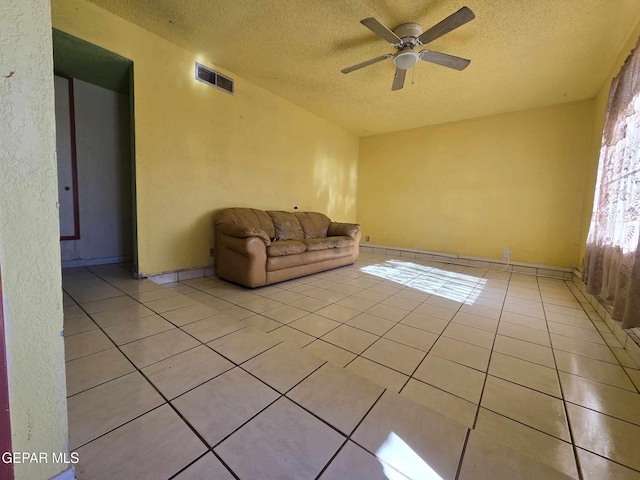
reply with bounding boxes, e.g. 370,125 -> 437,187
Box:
0,1 -> 70,479
59,79 -> 133,264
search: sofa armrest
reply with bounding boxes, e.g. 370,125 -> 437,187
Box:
215,233 -> 267,288
328,222 -> 360,239
217,234 -> 267,257
217,224 -> 271,246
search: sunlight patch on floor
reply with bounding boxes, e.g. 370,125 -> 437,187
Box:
360,260 -> 486,304
376,432 -> 443,480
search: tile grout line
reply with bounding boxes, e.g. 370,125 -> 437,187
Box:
335,276 -> 435,371
67,266 -> 480,458
340,285 -> 462,384
64,258 -> 640,478
71,267 -> 344,392
453,429 -> 472,480
73,264 -> 633,394
571,447 -> 640,475
312,438 -> 350,480
66,277 -> 225,462
397,273 -> 492,397
195,264 -> 504,478
542,276 -> 584,480
66,267 -> 252,479
69,267 -> 360,477
136,365 -> 242,480
69,403 -> 167,452
469,267 -> 512,430
564,281 -> 640,394
198,359 -> 368,457
165,452 -> 221,480
191,335 -> 349,446
451,268 -> 513,479
286,267 -> 503,370
475,406 -> 578,444
397,298 -> 466,394
195,265 -> 632,452
499,279 -> 640,451
313,389 -> 387,480
65,271 -> 219,446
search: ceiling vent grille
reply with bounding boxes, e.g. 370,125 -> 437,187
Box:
195,62 -> 234,95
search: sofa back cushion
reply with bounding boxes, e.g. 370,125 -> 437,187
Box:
294,212 -> 331,238
215,208 -> 275,239
267,211 -> 304,240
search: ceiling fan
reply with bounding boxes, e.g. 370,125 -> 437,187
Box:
341,6 -> 475,91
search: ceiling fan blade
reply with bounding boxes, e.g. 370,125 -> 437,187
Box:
391,67 -> 406,91
419,50 -> 471,71
360,17 -> 402,45
417,6 -> 475,45
341,54 -> 393,74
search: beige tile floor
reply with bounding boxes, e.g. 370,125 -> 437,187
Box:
62,253 -> 640,479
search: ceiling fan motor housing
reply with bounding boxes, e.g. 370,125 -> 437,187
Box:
392,23 -> 423,70
393,22 -> 423,45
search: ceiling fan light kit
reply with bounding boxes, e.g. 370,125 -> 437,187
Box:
341,6 -> 475,91
394,49 -> 420,70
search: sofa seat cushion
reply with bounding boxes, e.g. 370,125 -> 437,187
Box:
303,236 -> 355,252
267,240 -> 307,257
267,211 -> 304,240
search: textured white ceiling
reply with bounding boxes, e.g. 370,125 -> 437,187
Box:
86,0 -> 640,135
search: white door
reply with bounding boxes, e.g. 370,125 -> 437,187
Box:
54,76 -> 79,239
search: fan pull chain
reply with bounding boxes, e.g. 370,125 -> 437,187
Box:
411,66 -> 415,85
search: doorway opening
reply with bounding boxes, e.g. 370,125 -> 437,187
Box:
53,30 -> 138,274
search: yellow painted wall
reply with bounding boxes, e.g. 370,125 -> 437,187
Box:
52,0 -> 359,276
576,20 -> 640,271
0,1 -> 69,479
358,101 -> 595,268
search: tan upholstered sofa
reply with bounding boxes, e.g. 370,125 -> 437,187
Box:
214,208 -> 360,287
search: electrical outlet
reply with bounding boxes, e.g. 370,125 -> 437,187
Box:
503,248 -> 511,260
210,248 -> 215,257
365,235 -> 370,243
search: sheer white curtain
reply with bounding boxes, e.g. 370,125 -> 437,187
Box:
583,40 -> 640,329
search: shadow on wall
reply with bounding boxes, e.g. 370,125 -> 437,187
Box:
312,144 -> 358,221
191,211 -> 219,268
143,211 -> 218,276
209,208 -> 229,261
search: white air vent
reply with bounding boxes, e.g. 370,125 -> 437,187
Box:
195,62 -> 234,95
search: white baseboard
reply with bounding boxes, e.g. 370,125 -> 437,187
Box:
145,265 -> 216,285
61,255 -> 133,268
360,244 -> 573,279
